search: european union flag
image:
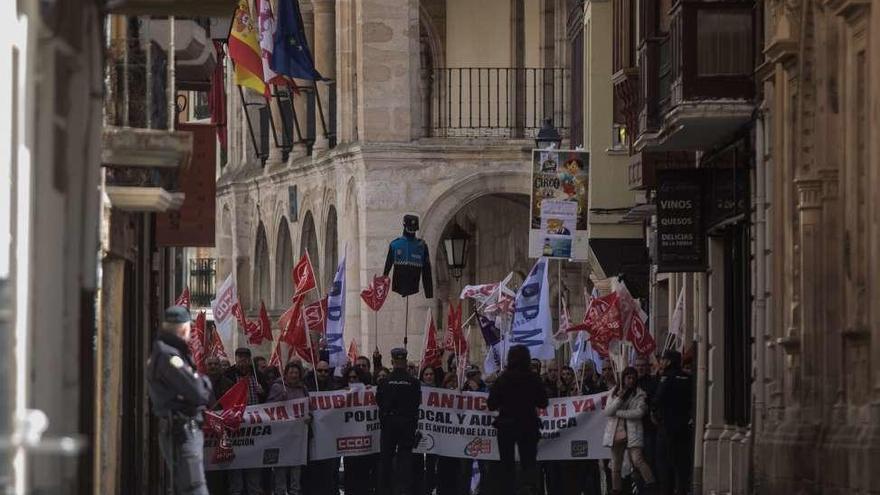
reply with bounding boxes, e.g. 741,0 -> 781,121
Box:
272,0 -> 322,80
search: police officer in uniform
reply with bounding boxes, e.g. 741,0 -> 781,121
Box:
147,305 -> 213,495
376,347 -> 422,495
652,349 -> 694,495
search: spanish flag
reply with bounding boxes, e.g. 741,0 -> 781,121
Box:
229,0 -> 268,97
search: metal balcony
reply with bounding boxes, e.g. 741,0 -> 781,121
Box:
426,67 -> 569,139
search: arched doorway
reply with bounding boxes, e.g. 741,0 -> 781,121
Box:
324,206 -> 338,288
253,222 -> 270,309
300,211 -> 320,291
275,218 -> 294,308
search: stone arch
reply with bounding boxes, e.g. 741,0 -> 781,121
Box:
253,222 -> 271,310
421,170 -> 532,258
324,205 -> 339,288
300,210 -> 321,291
275,217 -> 294,309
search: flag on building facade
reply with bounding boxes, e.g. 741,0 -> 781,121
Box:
272,0 -> 322,80
510,258 -> 556,360
229,0 -> 269,97
420,310 -> 443,371
325,256 -> 347,370
211,273 -> 238,352
256,0 -> 279,85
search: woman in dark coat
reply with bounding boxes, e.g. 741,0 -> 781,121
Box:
487,345 -> 549,495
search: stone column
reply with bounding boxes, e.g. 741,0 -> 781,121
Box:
702,237 -> 727,492
312,0 -> 336,151
335,0 -> 357,143
356,0 -> 421,142
795,178 -> 823,419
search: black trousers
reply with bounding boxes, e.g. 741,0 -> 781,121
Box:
379,417 -> 416,495
436,456 -> 464,495
656,426 -> 693,495
495,425 -> 539,495
345,455 -> 376,495
158,418 -> 209,495
304,458 -> 338,495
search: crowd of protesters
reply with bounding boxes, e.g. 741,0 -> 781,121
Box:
200,343 -> 694,495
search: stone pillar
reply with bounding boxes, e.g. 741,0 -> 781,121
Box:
702,237 -> 726,492
795,178 -> 823,418
312,0 -> 336,151
335,0 -> 357,143
356,0 -> 421,142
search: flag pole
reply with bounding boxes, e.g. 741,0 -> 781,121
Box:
403,296 -> 409,352
303,310 -> 319,392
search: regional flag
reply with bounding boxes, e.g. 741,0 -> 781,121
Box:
272,0 -> 322,80
229,0 -> 269,97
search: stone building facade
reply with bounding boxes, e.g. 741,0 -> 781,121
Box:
217,0 -> 606,360
754,1 -> 880,492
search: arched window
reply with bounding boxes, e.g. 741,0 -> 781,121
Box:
276,219 -> 294,308
253,222 -> 270,309
300,211 -> 320,291
324,206 -> 338,288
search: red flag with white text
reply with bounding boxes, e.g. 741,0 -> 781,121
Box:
292,252 -> 317,298
360,275 -> 390,312
188,311 -> 208,373
443,301 -> 467,355
347,339 -> 360,365
257,301 -> 273,344
420,311 -> 443,371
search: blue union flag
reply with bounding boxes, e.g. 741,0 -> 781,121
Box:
510,258 -> 555,360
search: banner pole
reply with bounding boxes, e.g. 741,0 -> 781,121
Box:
404,296 -> 410,352
373,309 -> 378,354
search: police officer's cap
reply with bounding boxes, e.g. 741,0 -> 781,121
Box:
164,305 -> 191,324
390,347 -> 408,360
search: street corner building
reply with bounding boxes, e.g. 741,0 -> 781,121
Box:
1,0 -> 880,494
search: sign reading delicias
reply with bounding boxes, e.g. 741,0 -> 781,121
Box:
655,170 -> 706,272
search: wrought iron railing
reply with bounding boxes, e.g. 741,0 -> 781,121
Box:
426,67 -> 569,139
188,258 -> 216,308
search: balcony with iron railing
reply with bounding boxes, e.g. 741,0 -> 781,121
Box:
102,16 -> 210,211
631,0 -> 755,152
425,67 -> 569,140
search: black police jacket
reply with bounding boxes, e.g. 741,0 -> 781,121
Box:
376,368 -> 421,420
652,367 -> 693,431
147,332 -> 212,418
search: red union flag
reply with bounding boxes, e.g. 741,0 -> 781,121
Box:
203,377 -> 248,463
303,297 -> 328,333
360,275 -> 390,312
292,252 -> 317,298
175,287 -> 191,310
257,301 -> 273,344
420,311 -> 443,371
347,339 -> 360,364
586,292 -> 623,344
625,308 -> 655,356
443,301 -> 467,355
188,311 -> 208,373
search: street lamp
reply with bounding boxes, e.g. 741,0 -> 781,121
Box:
535,118 -> 562,149
443,222 -> 471,281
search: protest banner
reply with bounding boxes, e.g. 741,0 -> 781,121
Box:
204,398 -> 310,471
307,387 -> 611,461
308,387 -> 382,459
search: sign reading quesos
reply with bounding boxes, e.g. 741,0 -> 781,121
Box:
655,170 -> 706,272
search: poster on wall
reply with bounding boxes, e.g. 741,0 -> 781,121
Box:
529,149 -> 590,260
